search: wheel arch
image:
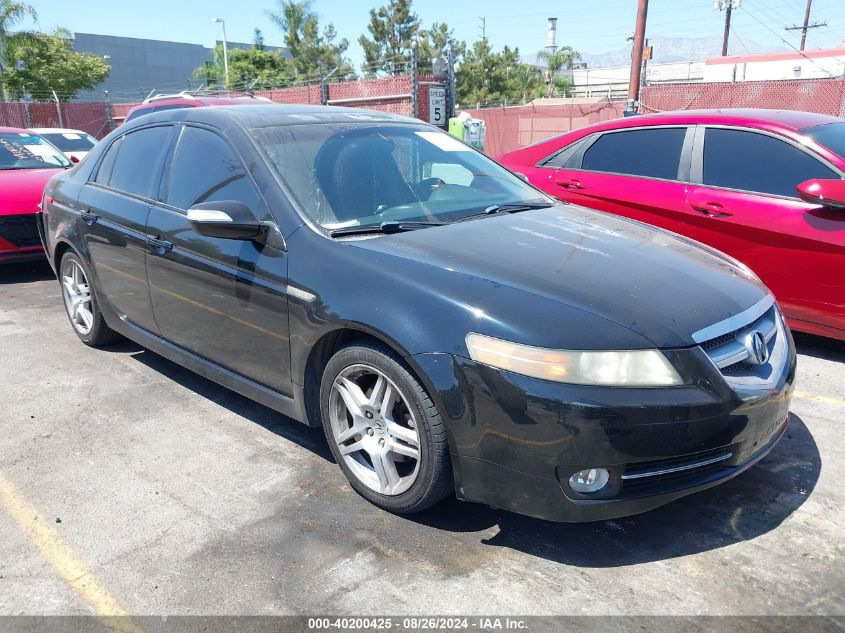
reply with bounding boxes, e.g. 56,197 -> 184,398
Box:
300,323 -> 447,433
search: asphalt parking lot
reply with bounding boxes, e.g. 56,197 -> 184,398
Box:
1,260 -> 843,618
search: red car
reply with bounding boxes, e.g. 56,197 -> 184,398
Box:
499,109 -> 845,341
1,128 -> 70,264
123,92 -> 270,123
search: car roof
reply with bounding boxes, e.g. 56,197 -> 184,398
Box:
0,126 -> 37,134
589,108 -> 842,133
123,103 -> 420,130
28,127 -> 89,135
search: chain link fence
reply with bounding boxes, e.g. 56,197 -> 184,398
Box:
459,76 -> 845,157
0,66 -> 450,139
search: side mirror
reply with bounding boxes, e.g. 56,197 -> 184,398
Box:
796,179 -> 845,211
187,201 -> 264,240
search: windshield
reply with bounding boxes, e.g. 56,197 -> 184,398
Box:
0,132 -> 72,170
251,123 -> 552,231
39,132 -> 97,152
803,122 -> 845,160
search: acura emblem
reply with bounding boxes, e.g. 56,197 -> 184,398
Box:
744,330 -> 770,365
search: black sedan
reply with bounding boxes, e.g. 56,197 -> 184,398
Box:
38,105 -> 796,522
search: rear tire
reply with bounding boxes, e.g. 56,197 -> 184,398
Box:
59,250 -> 121,347
320,341 -> 452,514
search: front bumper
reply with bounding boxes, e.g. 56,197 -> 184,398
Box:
413,340 -> 796,523
0,213 -> 45,264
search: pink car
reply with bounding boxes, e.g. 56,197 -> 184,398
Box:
1,127 -> 69,263
499,109 -> 845,341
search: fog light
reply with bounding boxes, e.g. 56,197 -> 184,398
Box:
569,468 -> 610,493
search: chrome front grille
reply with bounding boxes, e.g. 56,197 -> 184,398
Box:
693,296 -> 788,386
701,306 -> 778,371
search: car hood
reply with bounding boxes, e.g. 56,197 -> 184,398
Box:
0,168 -> 62,216
348,205 -> 769,348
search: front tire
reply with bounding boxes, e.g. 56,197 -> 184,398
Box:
320,341 -> 452,514
59,250 -> 121,347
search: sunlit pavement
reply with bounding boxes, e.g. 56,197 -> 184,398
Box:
1,261 -> 843,616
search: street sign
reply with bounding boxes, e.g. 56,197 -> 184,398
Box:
429,86 -> 446,126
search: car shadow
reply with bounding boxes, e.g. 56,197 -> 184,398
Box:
119,342 -> 820,569
125,346 -> 334,462
793,331 -> 845,363
0,259 -> 54,284
410,412 -> 820,568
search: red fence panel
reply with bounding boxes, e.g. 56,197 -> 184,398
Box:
459,100 -> 627,157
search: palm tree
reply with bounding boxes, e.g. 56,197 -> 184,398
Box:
510,63 -> 543,104
0,0 -> 37,101
536,46 -> 581,98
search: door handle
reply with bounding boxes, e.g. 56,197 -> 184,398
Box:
556,178 -> 585,190
146,235 -> 173,254
80,211 -> 99,226
690,201 -> 732,218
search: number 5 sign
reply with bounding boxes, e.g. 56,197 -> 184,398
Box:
428,87 -> 446,126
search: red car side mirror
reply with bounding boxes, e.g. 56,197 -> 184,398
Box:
796,179 -> 845,210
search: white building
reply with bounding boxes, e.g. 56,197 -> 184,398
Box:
571,61 -> 706,99
569,47 -> 845,100
703,47 -> 845,81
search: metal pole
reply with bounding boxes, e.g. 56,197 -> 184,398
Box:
626,0 -> 648,113
721,2 -> 733,57
411,41 -> 419,119
447,48 -> 456,120
213,18 -> 229,90
51,89 -> 63,127
221,22 -> 229,90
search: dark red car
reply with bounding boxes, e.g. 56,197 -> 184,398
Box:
123,93 -> 270,123
499,109 -> 845,341
1,127 -> 70,263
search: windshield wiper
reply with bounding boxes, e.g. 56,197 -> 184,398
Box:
329,220 -> 444,237
451,201 -> 555,224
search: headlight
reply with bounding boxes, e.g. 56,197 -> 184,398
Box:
465,333 -> 682,387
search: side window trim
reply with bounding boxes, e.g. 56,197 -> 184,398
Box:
90,135 -> 123,185
569,133 -> 599,170
536,134 -> 592,169
690,124 -> 845,198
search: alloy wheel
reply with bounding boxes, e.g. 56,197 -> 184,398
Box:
329,364 -> 421,496
61,259 -> 94,336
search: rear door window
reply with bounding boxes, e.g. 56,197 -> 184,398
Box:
581,127 -> 687,180
106,126 -> 173,199
702,128 -> 839,197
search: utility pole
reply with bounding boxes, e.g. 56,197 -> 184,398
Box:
785,0 -> 826,51
626,0 -> 648,114
478,17 -> 486,42
714,1 -> 740,57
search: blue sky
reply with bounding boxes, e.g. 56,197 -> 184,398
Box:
23,0 -> 845,68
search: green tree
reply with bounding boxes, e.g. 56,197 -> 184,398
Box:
358,0 -> 419,76
0,0 -> 37,101
508,63 -> 544,104
3,29 -> 110,101
456,39 -> 521,106
267,0 -> 353,81
198,43 -> 293,91
536,46 -> 580,97
417,22 -> 464,74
